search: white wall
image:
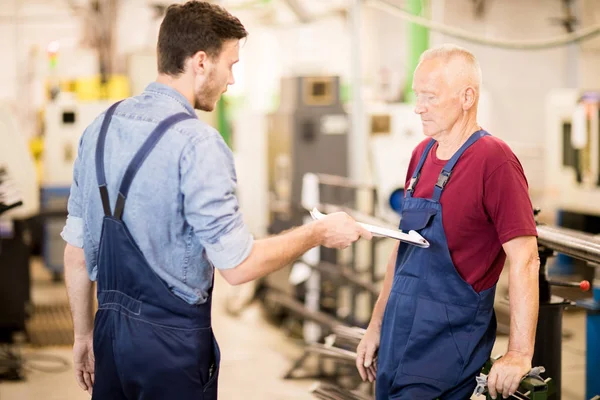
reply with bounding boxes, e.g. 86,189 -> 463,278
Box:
580,0 -> 600,89
0,0 -> 165,138
230,0 -> 600,221
0,0 -> 83,138
431,0 -> 600,203
2,0 -> 599,208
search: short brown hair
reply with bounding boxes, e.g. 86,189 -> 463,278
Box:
157,1 -> 248,76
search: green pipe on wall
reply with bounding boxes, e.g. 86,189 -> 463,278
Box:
404,0 -> 430,103
216,97 -> 231,148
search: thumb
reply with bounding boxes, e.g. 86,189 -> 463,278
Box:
364,345 -> 375,367
359,226 -> 373,240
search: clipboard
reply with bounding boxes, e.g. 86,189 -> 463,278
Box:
309,208 -> 430,248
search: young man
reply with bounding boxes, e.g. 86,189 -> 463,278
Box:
61,2 -> 371,399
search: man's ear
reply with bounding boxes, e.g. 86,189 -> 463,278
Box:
463,87 -> 476,110
191,50 -> 209,75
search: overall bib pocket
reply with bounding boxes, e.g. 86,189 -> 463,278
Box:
398,297 -> 473,385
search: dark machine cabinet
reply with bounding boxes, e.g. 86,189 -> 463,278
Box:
0,220 -> 31,343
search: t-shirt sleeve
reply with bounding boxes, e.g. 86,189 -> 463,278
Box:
483,160 -> 538,244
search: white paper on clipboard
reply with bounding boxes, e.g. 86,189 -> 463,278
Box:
309,208 -> 430,248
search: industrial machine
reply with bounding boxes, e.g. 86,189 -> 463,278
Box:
544,89 -> 600,219
535,218 -> 600,400
367,102 -> 423,221
543,89 -> 600,277
261,75 -> 353,337
0,105 -> 39,221
267,75 -> 351,226
0,107 -> 40,380
41,93 -> 113,278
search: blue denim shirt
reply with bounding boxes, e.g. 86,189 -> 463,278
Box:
60,82 -> 254,304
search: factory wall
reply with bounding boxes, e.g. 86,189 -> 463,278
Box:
0,0 -> 82,139
234,0 -> 600,215
0,0 -> 159,141
1,0 -> 599,218
429,0 -> 599,211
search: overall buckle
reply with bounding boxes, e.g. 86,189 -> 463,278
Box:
436,171 -> 451,189
407,174 -> 420,192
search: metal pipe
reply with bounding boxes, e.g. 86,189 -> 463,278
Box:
264,291 -> 345,332
316,174 -> 378,191
306,261 -> 379,297
536,224 -> 600,265
304,343 -> 358,364
311,382 -> 373,400
349,0 -> 366,182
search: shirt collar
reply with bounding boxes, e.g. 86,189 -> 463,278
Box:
144,82 -> 197,117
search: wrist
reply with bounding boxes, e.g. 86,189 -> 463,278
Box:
74,327 -> 94,341
507,348 -> 533,359
74,333 -> 93,341
311,220 -> 325,246
368,318 -> 382,333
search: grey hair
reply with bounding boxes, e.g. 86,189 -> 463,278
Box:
418,43 -> 482,89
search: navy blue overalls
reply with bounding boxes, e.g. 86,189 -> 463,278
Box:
91,102 -> 221,400
376,131 -> 497,400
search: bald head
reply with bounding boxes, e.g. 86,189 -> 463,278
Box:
417,44 -> 482,95
412,44 -> 481,139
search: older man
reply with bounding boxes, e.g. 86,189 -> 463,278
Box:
356,44 -> 539,399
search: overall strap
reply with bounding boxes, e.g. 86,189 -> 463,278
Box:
95,100 -> 125,216
432,130 -> 489,202
405,139 -> 436,199
113,113 -> 195,220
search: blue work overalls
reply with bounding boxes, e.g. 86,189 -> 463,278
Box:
376,131 -> 497,399
91,102 -> 221,400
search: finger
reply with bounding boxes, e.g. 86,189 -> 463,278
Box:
487,369 -> 498,399
83,371 -> 93,392
355,349 -> 367,381
359,226 -> 373,240
356,362 -> 367,381
364,346 -> 375,368
496,372 -> 508,399
368,365 -> 377,381
366,367 -> 375,382
75,370 -> 87,391
508,374 -> 521,397
502,373 -> 517,398
90,370 -> 95,386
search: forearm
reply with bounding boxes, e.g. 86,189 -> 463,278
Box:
507,256 -> 539,357
369,243 -> 399,330
64,244 -> 94,339
221,222 -> 323,285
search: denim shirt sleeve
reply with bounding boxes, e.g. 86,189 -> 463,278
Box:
60,131 -> 85,248
180,131 -> 254,270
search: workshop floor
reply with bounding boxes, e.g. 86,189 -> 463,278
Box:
0,260 -> 588,400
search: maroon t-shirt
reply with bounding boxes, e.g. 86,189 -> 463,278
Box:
404,134 -> 538,292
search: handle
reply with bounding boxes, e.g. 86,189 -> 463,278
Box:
547,279 -> 591,292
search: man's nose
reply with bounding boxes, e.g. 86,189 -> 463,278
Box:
414,103 -> 426,114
